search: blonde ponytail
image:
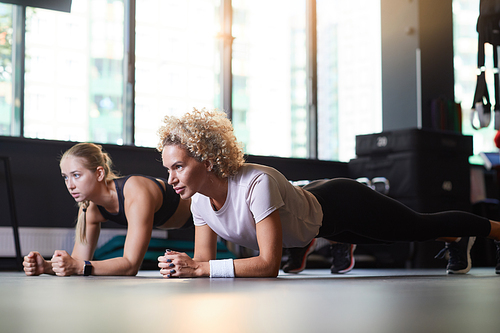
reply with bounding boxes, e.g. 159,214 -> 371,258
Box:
75,200 -> 90,244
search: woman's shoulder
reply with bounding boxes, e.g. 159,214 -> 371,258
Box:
229,164 -> 290,198
239,163 -> 279,176
122,174 -> 160,184
122,175 -> 163,196
237,163 -> 287,183
85,201 -> 107,224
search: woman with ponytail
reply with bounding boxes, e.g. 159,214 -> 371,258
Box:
23,142 -> 192,276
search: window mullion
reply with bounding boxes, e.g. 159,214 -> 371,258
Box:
123,0 -> 135,145
221,0 -> 233,120
306,0 -> 317,159
12,5 -> 25,137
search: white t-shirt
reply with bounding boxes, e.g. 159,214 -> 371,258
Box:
191,164 -> 323,250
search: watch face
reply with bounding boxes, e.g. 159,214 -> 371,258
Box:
84,261 -> 92,276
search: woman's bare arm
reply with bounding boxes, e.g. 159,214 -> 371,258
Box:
233,210 -> 283,278
160,210 -> 283,278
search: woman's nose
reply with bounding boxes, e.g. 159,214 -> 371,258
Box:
167,172 -> 176,185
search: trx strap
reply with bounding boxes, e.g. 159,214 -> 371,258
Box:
471,0 -> 500,130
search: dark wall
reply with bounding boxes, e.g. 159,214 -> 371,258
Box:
0,137 -> 348,229
0,137 -> 168,229
245,155 -> 349,181
418,0 -> 454,129
381,0 -> 454,130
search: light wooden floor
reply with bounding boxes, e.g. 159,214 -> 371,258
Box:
1,268 -> 499,333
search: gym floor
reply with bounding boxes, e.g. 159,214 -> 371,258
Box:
1,268 -> 499,333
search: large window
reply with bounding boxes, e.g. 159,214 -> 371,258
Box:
317,0 -> 381,161
134,0 -> 221,148
0,0 -> 383,162
231,0 -> 307,158
24,0 -> 126,144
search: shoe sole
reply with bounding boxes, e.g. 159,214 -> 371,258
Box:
447,237 -> 476,274
332,244 -> 357,274
285,239 -> 317,274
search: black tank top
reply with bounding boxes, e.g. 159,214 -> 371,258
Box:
96,175 -> 180,227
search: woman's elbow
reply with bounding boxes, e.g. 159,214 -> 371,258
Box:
260,268 -> 279,278
124,267 -> 139,276
260,262 -> 280,278
267,269 -> 279,278
123,261 -> 141,276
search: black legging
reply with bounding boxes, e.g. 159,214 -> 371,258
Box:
303,178 -> 491,245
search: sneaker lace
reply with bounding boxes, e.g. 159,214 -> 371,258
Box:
435,242 -> 461,265
434,247 -> 448,260
332,244 -> 349,261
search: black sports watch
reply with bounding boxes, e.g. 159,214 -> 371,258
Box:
83,261 -> 92,276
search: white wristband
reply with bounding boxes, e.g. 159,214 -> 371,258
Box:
209,259 -> 235,278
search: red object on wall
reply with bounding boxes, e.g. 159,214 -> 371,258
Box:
495,131 -> 500,149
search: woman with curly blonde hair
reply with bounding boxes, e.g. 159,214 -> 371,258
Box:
158,108 -> 500,278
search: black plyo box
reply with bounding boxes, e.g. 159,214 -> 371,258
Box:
355,128 -> 473,157
349,129 -> 473,213
349,151 -> 470,203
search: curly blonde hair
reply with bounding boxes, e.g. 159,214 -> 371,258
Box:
157,108 -> 245,178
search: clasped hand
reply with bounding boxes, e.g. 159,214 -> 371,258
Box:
158,250 -> 200,278
50,250 -> 79,276
23,250 -> 79,276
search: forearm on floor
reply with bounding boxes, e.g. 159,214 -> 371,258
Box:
81,257 -> 141,276
232,257 -> 280,278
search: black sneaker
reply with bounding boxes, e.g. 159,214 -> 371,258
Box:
495,240 -> 500,275
282,239 -> 317,273
330,243 -> 356,274
435,237 -> 476,274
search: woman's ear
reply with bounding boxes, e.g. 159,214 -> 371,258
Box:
204,160 -> 213,172
95,166 -> 106,181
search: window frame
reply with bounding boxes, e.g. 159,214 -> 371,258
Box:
3,0 -> 368,162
